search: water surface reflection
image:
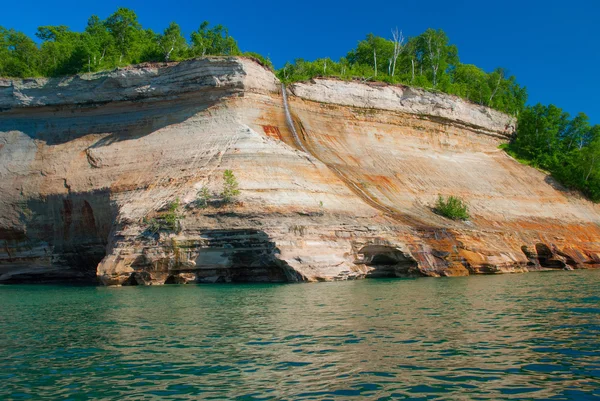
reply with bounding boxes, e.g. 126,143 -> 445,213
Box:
1,271 -> 599,399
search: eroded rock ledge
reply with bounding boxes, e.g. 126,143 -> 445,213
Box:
0,57 -> 278,109
1,57 -> 599,285
289,78 -> 516,139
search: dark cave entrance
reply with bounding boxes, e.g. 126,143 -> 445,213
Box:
357,245 -> 418,278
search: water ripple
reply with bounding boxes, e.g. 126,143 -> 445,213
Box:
1,270 -> 599,399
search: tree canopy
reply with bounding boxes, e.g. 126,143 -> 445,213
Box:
278,29 -> 526,116
0,7 -> 271,77
505,105 -> 600,201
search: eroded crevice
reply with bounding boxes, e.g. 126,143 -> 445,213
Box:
535,243 -> 567,269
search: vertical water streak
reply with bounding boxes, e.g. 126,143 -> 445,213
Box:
279,83 -> 407,221
281,84 -> 311,154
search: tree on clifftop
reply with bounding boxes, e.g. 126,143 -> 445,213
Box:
347,33 -> 394,78
0,27 -> 39,77
105,8 -> 142,63
81,15 -> 116,72
36,25 -> 82,76
190,21 -> 240,57
0,7 -> 265,77
418,28 -> 458,88
158,22 -> 187,62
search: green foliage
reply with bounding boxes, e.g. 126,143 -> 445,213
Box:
504,104 -> 600,201
0,27 -> 39,77
145,198 -> 182,233
197,185 -> 211,208
243,51 -> 273,70
104,7 -> 143,63
158,22 -> 187,62
0,9 -> 267,78
190,21 -> 240,57
434,195 -> 470,220
163,198 -> 182,231
347,33 -> 394,77
221,169 -> 240,203
277,29 -> 527,115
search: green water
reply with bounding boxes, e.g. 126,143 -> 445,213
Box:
1,271 -> 599,400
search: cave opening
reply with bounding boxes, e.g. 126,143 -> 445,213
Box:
122,273 -> 139,286
0,189 -> 117,285
357,245 -> 418,278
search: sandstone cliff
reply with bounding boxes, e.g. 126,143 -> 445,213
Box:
1,57 -> 599,285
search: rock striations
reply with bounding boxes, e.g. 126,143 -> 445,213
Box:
1,57 -> 599,285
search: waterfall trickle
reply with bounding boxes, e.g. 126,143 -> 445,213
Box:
281,84 -> 310,154
279,83 -> 403,220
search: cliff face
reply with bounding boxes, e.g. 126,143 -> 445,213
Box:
1,57 -> 599,285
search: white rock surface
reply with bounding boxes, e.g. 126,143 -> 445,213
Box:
290,79 -> 516,137
0,57 -> 278,109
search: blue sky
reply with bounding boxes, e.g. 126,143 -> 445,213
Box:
2,0 -> 598,123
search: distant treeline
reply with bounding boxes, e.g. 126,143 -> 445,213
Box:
277,29 -> 527,116
0,7 -> 272,78
2,12 -> 599,201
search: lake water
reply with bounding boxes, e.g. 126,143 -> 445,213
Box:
1,270 -> 599,400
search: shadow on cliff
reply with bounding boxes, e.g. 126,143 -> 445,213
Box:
1,189 -> 118,283
1,90 -> 234,146
125,229 -> 305,285
542,175 -> 588,200
544,175 -> 570,193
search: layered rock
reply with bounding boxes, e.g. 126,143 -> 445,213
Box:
1,57 -> 599,285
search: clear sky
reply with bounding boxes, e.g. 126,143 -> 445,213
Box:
2,0 -> 598,123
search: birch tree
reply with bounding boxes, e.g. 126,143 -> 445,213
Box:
584,126 -> 600,182
105,8 -> 141,63
158,22 -> 186,62
190,21 -> 240,57
373,48 -> 377,76
346,33 -> 393,79
418,28 -> 456,88
424,29 -> 442,87
83,15 -> 115,70
564,112 -> 590,151
488,67 -> 506,104
390,27 -> 405,77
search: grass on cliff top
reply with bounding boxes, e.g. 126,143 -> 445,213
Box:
499,143 -> 531,165
499,143 -> 551,174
